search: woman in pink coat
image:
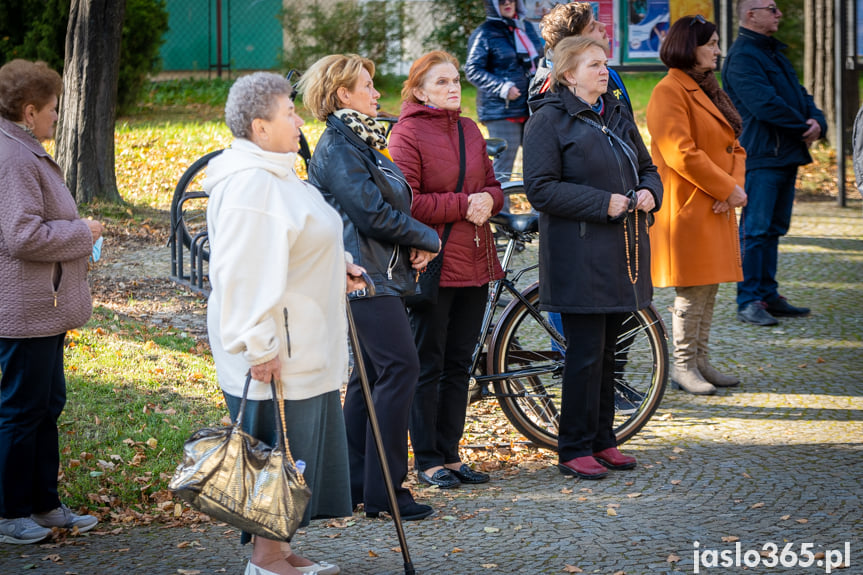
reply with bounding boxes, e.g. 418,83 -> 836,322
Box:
389,51 -> 504,489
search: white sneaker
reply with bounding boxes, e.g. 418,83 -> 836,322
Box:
31,504 -> 98,533
0,517 -> 53,544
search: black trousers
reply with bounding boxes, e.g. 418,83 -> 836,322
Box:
408,286 -> 487,472
0,334 -> 67,518
343,296 -> 419,513
557,313 -> 626,461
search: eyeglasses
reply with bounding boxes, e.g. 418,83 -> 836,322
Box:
750,5 -> 779,14
499,0 -> 516,4
689,14 -> 707,26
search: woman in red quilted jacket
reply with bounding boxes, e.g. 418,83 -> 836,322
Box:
389,51 -> 505,490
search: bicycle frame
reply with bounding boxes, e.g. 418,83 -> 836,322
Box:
468,217 -> 562,397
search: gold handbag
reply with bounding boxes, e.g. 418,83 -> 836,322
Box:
169,373 -> 311,540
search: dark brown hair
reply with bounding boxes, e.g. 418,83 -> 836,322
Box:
0,59 -> 63,121
540,2 -> 594,51
401,51 -> 460,104
659,16 -> 718,70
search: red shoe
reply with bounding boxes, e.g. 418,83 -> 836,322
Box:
558,456 -> 608,479
593,447 -> 637,470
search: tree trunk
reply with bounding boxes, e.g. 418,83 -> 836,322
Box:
55,0 -> 126,204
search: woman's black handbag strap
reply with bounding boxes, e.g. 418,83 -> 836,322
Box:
440,121 -> 467,249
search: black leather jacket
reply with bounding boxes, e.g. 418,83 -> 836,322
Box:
309,115 -> 439,299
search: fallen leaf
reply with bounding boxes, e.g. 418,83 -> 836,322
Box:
145,437 -> 158,449
796,518 -> 808,523
780,515 -> 791,520
750,502 -> 765,509
613,571 -> 626,575
671,479 -> 681,485
562,565 -> 583,573
607,508 -> 618,516
177,571 -> 202,575
483,527 -> 500,533
722,536 -> 740,543
742,472 -> 752,478
481,564 -> 498,569
368,550 -> 379,557
452,547 -> 463,553
560,487 -> 573,494
626,493 -> 642,498
667,554 -> 680,563
816,357 -> 825,363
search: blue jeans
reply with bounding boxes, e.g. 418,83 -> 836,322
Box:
0,334 -> 67,518
737,166 -> 798,308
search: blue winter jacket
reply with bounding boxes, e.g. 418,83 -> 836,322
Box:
722,27 -> 826,171
465,0 -> 542,123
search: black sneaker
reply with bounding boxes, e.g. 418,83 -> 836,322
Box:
737,301 -> 779,326
765,296 -> 810,317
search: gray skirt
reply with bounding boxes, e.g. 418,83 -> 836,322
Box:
223,389 -> 352,542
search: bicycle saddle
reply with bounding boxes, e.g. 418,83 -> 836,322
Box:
485,138 -> 507,158
490,211 -> 539,234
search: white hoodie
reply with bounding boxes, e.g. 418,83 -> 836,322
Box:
204,138 -> 348,401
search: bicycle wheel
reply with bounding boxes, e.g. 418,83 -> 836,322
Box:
170,150 -> 223,260
489,282 -> 668,450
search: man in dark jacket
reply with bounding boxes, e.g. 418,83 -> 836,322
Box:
722,0 -> 826,326
465,0 -> 542,182
527,2 -> 632,117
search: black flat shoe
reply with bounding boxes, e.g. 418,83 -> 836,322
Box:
417,468 -> 461,489
448,463 -> 490,484
366,502 -> 434,521
765,296 -> 810,317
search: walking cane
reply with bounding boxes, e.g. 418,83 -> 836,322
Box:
345,273 -> 416,575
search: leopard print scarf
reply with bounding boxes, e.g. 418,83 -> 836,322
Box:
334,109 -> 388,151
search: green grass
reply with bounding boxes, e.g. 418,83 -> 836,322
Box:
58,307 -> 222,519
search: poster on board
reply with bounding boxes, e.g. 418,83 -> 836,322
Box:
623,0 -> 715,62
524,0 -> 621,64
624,0 -> 670,60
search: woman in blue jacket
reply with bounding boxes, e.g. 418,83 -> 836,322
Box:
465,0 -> 541,181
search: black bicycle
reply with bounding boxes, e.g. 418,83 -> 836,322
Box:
468,210 -> 669,449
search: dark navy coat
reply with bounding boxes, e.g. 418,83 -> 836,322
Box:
722,27 -> 827,171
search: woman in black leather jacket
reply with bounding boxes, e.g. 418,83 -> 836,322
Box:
301,54 -> 440,522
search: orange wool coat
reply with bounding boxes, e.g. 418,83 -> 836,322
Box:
646,68 -> 745,288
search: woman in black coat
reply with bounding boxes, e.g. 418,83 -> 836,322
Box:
301,54 -> 440,522
523,36 -> 662,480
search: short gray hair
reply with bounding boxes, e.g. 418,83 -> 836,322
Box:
224,72 -> 293,138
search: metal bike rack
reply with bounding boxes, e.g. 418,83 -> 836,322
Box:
169,193 -> 210,296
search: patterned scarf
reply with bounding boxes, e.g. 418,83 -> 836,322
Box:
687,69 -> 742,139
334,109 -> 388,151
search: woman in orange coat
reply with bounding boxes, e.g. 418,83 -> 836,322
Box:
646,15 -> 747,395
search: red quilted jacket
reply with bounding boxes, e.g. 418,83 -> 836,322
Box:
389,102 -> 505,287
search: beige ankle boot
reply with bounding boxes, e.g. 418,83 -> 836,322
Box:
671,287 -> 716,395
696,285 -> 740,387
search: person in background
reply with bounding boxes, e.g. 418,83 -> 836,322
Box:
722,0 -> 826,326
301,54 -> 441,521
205,72 -> 357,575
528,1 -> 633,117
524,36 -> 662,480
389,50 -> 505,489
647,16 -> 748,395
465,0 -> 542,181
0,59 -> 102,545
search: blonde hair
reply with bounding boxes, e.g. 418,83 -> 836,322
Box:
549,36 -> 608,92
299,54 -> 376,121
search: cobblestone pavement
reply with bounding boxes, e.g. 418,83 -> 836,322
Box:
1,200 -> 861,575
